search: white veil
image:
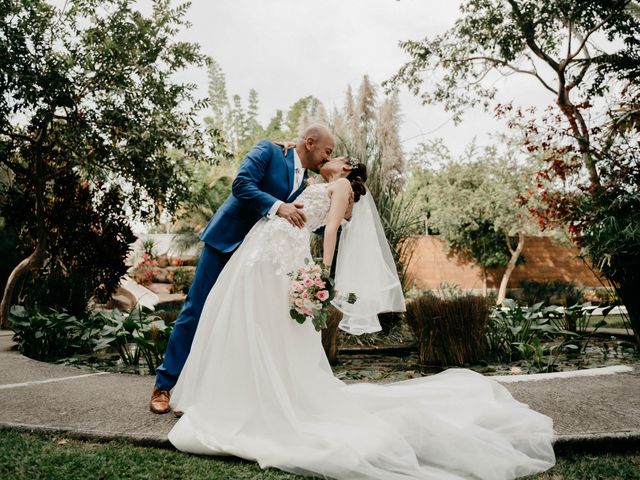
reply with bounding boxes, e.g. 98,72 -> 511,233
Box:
330,190 -> 406,335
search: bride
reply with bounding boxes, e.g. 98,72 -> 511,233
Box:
168,156 -> 556,480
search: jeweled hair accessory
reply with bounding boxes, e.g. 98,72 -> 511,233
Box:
345,156 -> 358,167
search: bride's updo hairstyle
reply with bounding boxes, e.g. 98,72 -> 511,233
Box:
345,156 -> 367,202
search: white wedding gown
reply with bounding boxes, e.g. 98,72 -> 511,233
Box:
168,183 -> 556,479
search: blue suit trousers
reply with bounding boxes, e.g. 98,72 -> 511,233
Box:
155,244 -> 233,391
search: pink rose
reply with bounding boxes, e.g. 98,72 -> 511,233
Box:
302,292 -> 309,299
316,290 -> 329,301
314,278 -> 325,288
303,278 -> 314,288
296,283 -> 305,293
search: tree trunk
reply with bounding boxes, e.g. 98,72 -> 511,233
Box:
557,101 -> 600,187
497,232 -> 525,305
0,122 -> 49,327
556,79 -> 600,188
0,248 -> 45,327
481,268 -> 488,297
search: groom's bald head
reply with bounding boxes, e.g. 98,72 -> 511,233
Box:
300,123 -> 332,143
296,123 -> 335,173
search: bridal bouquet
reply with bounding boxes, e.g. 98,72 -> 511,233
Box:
288,259 -> 335,331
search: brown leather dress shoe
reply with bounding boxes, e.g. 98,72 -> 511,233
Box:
173,410 -> 184,418
149,386 -> 171,414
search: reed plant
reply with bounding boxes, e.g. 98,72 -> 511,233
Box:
405,294 -> 491,366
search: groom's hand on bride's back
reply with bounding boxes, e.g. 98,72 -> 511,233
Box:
277,202 -> 306,228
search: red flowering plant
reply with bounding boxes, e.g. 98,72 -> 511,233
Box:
130,253 -> 159,286
496,85 -> 640,344
288,258 -> 335,331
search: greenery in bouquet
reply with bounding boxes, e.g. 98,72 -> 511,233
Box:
288,259 -> 335,331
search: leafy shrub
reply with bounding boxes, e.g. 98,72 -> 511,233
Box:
93,308 -> 172,374
404,283 -> 429,300
3,174 -> 136,316
10,304 -> 172,373
486,300 -> 566,363
9,305 -> 105,360
519,280 -> 584,307
582,288 -> 620,307
562,141 -> 640,344
431,282 -> 465,300
169,267 -> 195,294
21,271 -> 94,319
485,300 -> 609,372
405,294 -> 491,366
142,239 -> 157,257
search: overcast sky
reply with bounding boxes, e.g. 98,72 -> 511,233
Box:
173,0 -> 557,157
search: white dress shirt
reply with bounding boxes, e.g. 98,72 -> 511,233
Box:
267,149 -> 304,219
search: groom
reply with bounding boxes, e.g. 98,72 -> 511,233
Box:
150,124 -> 336,414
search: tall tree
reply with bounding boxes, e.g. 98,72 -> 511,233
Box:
512,83 -> 640,343
0,0 -> 212,326
414,142 -> 540,302
386,0 -> 640,188
286,96 -> 322,138
265,110 -> 286,139
204,60 -> 267,159
207,58 -> 228,128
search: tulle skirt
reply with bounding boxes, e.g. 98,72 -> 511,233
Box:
169,226 -> 555,480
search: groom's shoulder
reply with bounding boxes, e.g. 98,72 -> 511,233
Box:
255,139 -> 279,151
248,140 -> 282,157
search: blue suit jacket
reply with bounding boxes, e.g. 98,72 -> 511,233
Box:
200,140 -> 307,253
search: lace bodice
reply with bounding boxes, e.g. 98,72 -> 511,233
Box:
294,182 -> 331,232
244,183 -> 331,275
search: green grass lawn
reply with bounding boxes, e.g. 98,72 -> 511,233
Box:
1,428 -> 639,480
0,428 -> 302,480
522,451 -> 640,480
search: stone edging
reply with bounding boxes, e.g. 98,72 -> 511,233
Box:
3,422 -> 639,455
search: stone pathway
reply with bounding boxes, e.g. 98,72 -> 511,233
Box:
0,331 -> 638,452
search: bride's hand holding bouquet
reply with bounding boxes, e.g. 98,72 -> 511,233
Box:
288,259 -> 335,331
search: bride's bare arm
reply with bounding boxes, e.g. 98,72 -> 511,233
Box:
322,179 -> 351,269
